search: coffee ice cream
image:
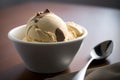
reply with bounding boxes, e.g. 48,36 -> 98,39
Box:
23,9 -> 84,42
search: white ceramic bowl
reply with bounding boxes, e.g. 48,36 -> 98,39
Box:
8,25 -> 87,73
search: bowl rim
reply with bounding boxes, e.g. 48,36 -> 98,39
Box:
8,25 -> 88,45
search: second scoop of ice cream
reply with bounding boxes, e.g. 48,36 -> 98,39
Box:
24,9 -> 84,42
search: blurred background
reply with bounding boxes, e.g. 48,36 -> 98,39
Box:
0,0 -> 120,9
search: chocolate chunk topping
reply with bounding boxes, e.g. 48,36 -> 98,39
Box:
36,13 -> 40,16
44,9 -> 50,13
31,9 -> 51,22
55,28 -> 65,41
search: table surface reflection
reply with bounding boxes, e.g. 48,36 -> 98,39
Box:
0,2 -> 120,80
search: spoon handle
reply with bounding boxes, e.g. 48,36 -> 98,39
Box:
73,58 -> 94,80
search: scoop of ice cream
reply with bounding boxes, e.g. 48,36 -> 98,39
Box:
66,22 -> 84,39
23,9 -> 84,42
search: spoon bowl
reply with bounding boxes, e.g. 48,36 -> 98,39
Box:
73,40 -> 113,80
91,40 -> 113,60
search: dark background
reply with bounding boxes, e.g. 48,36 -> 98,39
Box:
0,0 -> 120,9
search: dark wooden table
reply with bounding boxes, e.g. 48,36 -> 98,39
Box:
0,1 -> 120,80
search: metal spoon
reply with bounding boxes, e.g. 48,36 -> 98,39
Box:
73,40 -> 113,80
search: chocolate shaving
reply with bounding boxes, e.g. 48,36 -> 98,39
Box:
44,9 -> 50,13
36,13 -> 40,16
31,9 -> 50,22
55,28 -> 65,41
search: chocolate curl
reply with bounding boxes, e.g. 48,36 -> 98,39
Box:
44,9 -> 50,13
55,28 -> 65,41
